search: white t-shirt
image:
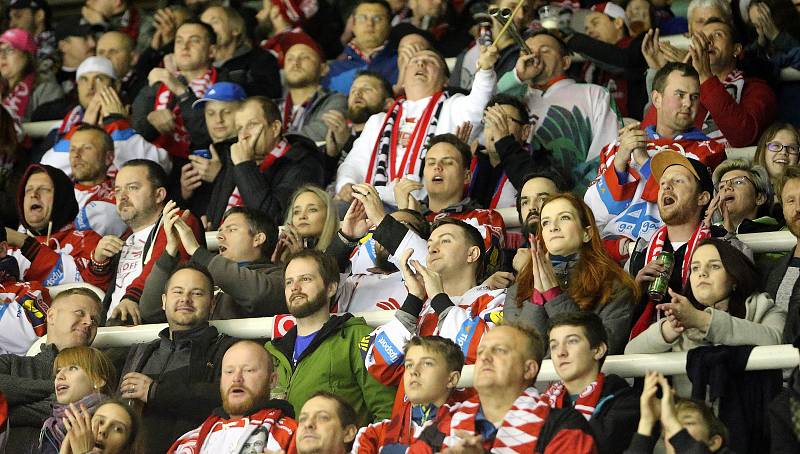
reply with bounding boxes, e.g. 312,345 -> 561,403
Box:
107,224 -> 156,317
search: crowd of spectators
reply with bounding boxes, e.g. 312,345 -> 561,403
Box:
1,0 -> 800,452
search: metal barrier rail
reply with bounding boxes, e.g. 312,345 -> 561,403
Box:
26,312 -> 800,387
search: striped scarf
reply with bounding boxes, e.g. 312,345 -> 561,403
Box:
630,223 -> 711,338
365,92 -> 446,187
1,73 -> 34,121
443,387 -> 554,453
543,373 -> 606,420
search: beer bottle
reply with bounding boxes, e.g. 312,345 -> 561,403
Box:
648,251 -> 675,302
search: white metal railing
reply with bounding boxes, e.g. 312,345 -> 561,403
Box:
26,311 -> 799,387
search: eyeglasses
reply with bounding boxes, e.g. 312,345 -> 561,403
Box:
766,141 -> 800,155
716,175 -> 753,191
354,14 -> 388,24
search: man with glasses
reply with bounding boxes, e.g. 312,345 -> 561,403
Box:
497,30 -> 620,192
709,159 -> 777,235
325,0 -> 397,94
584,62 -> 726,263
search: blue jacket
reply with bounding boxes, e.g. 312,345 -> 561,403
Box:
323,44 -> 399,94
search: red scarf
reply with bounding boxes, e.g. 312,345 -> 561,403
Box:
348,42 -> 385,64
2,73 -> 35,121
630,223 -> 711,338
442,387 -> 554,452
153,68 -> 217,158
365,92 -> 446,187
544,373 -> 606,420
281,92 -> 318,133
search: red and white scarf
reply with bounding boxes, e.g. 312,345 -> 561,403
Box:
58,105 -> 84,135
544,373 -> 606,421
226,138 -> 292,211
2,73 -> 35,121
702,69 -> 745,144
645,223 -> 710,287
153,68 -> 217,158
443,387 -> 554,453
365,92 -> 446,187
347,41 -> 385,64
630,223 -> 711,338
281,91 -> 319,133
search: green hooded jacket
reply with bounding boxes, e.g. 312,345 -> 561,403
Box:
264,314 -> 395,426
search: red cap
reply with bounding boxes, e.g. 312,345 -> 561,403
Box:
0,28 -> 37,55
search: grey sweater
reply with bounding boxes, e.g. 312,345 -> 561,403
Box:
140,247 -> 287,322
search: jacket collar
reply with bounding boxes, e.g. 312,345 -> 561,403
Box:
271,313 -> 353,366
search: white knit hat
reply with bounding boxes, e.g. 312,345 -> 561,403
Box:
76,56 -> 117,80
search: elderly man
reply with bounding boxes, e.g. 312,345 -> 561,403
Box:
96,31 -> 144,105
168,340 -> 295,453
280,38 -> 346,143
132,20 -> 220,159
39,56 -> 171,177
0,288 -> 101,452
200,5 -> 281,98
498,30 -> 620,192
641,17 -> 776,147
335,45 -> 498,207
325,0 -> 397,94
120,264 -> 238,453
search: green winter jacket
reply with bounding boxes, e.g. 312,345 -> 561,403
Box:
264,314 -> 395,426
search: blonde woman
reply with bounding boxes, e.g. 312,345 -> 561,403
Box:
273,185 -> 339,263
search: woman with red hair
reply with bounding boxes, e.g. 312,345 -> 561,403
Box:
504,193 -> 639,354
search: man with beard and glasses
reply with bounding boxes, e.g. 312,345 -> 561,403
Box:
332,208 -> 430,313
584,62 -> 726,264
168,340 -> 296,454
323,70 -> 394,170
265,249 -> 395,425
280,38 -> 346,144
120,263 -> 238,454
93,160 -> 204,326
764,165 -> 800,345
626,150 -> 750,339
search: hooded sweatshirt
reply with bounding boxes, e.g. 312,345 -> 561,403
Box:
9,165 -> 110,288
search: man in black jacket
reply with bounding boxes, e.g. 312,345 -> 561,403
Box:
1,288 -> 102,454
179,81 -> 246,225
200,5 -> 281,98
471,93 -> 569,210
546,311 -> 639,454
204,96 -> 324,227
118,262 -> 238,453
